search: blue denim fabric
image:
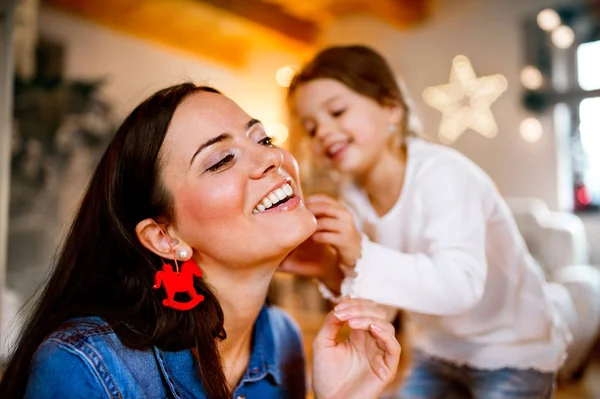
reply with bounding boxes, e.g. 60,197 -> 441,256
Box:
398,350 -> 556,399
24,305 -> 306,399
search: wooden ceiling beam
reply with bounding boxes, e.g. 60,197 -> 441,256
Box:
329,0 -> 434,28
42,0 -> 316,67
193,0 -> 320,44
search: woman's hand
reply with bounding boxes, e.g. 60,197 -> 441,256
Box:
306,194 -> 362,269
312,298 -> 401,399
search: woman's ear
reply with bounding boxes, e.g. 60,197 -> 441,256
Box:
136,218 -> 181,260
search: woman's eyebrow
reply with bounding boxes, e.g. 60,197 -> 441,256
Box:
246,118 -> 262,131
189,132 -> 233,167
189,118 -> 262,167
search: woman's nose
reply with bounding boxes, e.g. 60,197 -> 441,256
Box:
250,145 -> 284,179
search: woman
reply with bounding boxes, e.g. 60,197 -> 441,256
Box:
282,45 -> 571,398
0,83 -> 400,399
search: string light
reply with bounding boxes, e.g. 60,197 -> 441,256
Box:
276,66 -> 298,88
520,66 -> 543,90
520,117 -> 543,143
423,55 -> 507,144
537,9 -> 561,31
551,25 -> 575,49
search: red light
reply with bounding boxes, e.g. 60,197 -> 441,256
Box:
577,186 -> 592,205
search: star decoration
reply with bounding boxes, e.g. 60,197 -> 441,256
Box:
423,55 -> 508,144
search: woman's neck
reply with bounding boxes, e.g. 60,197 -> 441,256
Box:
205,264 -> 276,388
356,148 -> 407,217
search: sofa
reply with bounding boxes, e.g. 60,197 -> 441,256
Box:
505,197 -> 600,382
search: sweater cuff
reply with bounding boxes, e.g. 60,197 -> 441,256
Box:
317,234 -> 372,302
317,281 -> 343,304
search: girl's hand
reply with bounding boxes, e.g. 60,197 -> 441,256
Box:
312,298 -> 401,399
306,194 -> 362,269
278,238 -> 344,295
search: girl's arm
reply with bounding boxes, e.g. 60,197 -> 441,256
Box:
318,159 -> 490,316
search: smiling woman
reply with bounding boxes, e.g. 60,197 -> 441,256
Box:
0,83 -> 401,399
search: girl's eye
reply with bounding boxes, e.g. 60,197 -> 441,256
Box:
307,127 -> 316,138
206,153 -> 235,172
332,108 -> 345,117
259,136 -> 275,147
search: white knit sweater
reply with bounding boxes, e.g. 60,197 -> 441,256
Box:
322,138 -> 571,372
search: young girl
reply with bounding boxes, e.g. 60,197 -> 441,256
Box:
283,45 -> 571,398
0,83 -> 400,399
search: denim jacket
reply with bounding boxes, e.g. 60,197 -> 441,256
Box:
25,305 -> 306,398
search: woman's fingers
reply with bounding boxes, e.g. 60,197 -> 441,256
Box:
369,323 -> 401,378
333,299 -> 390,321
343,316 -> 395,335
314,308 -> 345,348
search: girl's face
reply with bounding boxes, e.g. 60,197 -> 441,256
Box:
159,91 -> 316,269
292,78 -> 402,177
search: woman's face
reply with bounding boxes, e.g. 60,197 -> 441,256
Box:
160,91 -> 316,268
292,78 -> 401,177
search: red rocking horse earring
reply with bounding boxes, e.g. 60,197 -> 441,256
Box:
153,259 -> 205,311
152,227 -> 205,311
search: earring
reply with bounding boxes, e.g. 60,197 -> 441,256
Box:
153,258 -> 205,311
388,123 -> 397,133
176,248 -> 190,260
153,224 -> 204,311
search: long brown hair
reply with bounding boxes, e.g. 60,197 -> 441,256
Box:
0,84 -> 231,398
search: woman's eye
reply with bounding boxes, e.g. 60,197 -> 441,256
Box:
206,153 -> 235,172
259,136 -> 275,147
332,108 -> 345,117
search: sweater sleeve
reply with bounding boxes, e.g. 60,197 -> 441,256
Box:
340,158 -> 490,316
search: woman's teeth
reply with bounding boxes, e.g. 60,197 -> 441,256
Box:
253,183 -> 294,214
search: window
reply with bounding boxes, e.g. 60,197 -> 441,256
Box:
572,36 -> 600,211
523,4 -> 600,212
577,40 -> 600,91
576,97 -> 600,208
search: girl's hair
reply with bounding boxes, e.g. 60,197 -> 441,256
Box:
0,83 -> 231,398
288,45 -> 422,144
286,45 -> 422,196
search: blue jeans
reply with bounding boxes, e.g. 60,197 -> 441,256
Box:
398,351 -> 556,399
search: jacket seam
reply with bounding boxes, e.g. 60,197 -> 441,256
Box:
46,338 -> 123,399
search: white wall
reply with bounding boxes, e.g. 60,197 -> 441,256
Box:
39,9 -> 239,120
38,8 -> 295,122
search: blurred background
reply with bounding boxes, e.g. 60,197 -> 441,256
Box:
0,0 -> 599,396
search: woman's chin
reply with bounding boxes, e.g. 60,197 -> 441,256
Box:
280,216 -> 317,251
298,210 -> 318,241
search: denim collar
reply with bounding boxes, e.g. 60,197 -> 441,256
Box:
154,305 -> 281,398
